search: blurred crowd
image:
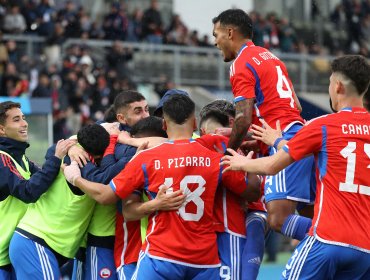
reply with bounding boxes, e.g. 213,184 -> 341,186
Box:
330,0 -> 370,56
0,0 -> 369,142
1,0 -> 369,54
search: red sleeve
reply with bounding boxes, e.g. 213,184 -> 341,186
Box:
221,170 -> 248,195
109,155 -> 145,199
284,119 -> 323,161
196,134 -> 228,153
231,66 -> 256,100
103,135 -> 118,157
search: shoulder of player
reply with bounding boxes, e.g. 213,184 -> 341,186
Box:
304,114 -> 332,126
197,133 -> 227,141
128,142 -> 167,162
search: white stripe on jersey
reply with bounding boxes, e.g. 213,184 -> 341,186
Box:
120,221 -> 128,266
223,188 -> 228,230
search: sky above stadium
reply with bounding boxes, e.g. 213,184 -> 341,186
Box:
173,0 -> 253,40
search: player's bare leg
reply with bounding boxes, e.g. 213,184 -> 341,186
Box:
297,204 -> 314,219
266,199 -> 312,241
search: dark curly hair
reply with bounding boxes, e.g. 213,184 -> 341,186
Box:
77,124 -> 110,156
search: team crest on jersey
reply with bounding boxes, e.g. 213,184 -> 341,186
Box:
99,268 -> 112,278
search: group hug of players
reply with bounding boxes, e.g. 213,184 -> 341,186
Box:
1,8 -> 370,280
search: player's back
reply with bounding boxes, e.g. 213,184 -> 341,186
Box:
306,108 -> 370,251
231,42 -> 303,130
139,139 -> 226,267
196,134 -> 248,236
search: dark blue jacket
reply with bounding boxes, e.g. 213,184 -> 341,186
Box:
114,123 -> 137,162
45,141 -> 135,186
0,137 -> 61,203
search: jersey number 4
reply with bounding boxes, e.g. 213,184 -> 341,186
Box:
276,66 -> 294,108
164,176 -> 206,221
340,142 -> 370,196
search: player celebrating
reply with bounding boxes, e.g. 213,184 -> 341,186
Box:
198,100 -> 267,280
63,94 -> 260,279
212,9 -> 315,242
221,55 -> 370,279
0,101 -> 75,279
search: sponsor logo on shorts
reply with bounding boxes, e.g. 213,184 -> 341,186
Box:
100,268 -> 112,278
248,257 -> 261,265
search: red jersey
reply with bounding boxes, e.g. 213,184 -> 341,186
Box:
230,41 -> 303,151
110,139 -> 249,267
284,108 -> 370,252
195,134 -> 266,215
114,209 -> 141,269
196,134 -> 265,236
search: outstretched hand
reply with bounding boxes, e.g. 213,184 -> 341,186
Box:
251,119 -> 282,146
221,149 -> 254,173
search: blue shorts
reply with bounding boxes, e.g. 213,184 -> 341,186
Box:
117,263 -> 136,280
0,267 -> 15,280
282,235 -> 370,279
71,258 -> 84,280
133,252 -> 219,280
9,231 -> 60,280
217,232 -> 246,280
264,124 -> 316,206
85,246 -> 116,280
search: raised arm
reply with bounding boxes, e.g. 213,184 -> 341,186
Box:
227,98 -> 254,151
1,139 -> 75,203
117,132 -> 166,148
221,148 -> 294,175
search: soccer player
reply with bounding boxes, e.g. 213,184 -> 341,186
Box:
198,100 -> 267,280
221,55 -> 370,279
63,94 -> 260,279
0,101 -> 74,280
212,9 -> 315,241
114,116 -> 171,280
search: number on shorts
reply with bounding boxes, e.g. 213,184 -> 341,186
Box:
219,266 -> 231,280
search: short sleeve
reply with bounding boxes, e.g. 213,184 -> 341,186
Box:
283,120 -> 323,161
196,134 -> 228,153
109,156 -> 145,199
231,65 -> 256,102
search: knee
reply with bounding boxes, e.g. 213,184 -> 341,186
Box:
267,213 -> 285,232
